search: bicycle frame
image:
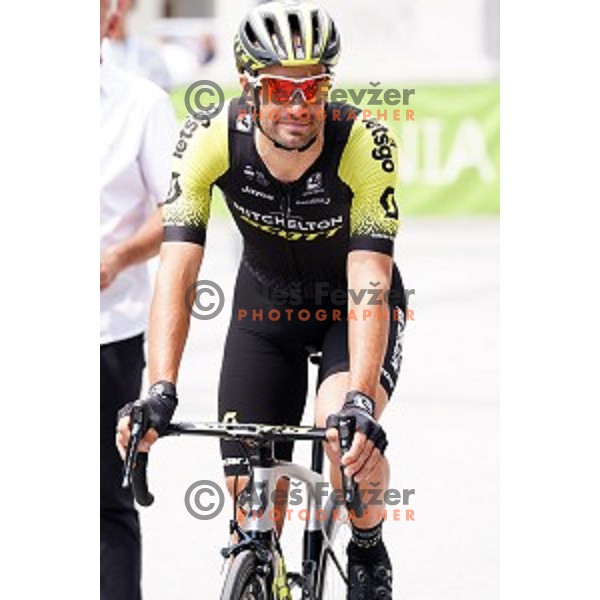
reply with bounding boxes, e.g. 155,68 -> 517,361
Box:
123,420 -> 357,598
244,461 -> 327,533
239,452 -> 333,596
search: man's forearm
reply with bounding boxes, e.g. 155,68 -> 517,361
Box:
347,251 -> 393,398
109,208 -> 164,270
148,243 -> 204,384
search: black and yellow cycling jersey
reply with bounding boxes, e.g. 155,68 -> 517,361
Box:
163,100 -> 401,297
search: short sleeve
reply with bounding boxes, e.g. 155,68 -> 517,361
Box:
138,96 -> 178,206
163,110 -> 229,246
338,117 -> 401,256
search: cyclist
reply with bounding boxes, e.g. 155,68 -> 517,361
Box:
117,2 -> 406,597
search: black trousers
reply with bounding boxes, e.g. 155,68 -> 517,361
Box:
101,334 -> 145,600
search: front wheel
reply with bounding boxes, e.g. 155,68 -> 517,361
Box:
317,506 -> 352,599
220,550 -> 270,600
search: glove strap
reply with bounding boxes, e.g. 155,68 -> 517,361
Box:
344,390 -> 375,417
149,380 -> 177,398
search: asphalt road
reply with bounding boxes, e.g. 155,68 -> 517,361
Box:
140,216 -> 499,599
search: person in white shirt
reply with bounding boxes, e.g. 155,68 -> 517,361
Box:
104,0 -> 172,91
100,1 -> 176,598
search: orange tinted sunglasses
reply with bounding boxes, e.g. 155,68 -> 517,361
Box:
250,74 -> 332,104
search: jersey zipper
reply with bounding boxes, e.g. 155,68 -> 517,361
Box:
280,183 -> 300,285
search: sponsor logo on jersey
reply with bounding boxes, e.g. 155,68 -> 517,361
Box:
296,196 -> 331,206
379,186 -> 399,219
305,171 -> 324,194
364,117 -> 396,173
241,185 -> 275,201
236,113 -> 253,132
255,171 -> 270,187
243,165 -> 270,188
164,172 -> 182,204
232,201 -> 344,241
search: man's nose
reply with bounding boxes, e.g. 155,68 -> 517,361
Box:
286,97 -> 310,120
288,88 -> 308,107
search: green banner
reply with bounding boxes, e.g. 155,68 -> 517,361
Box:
385,82 -> 499,215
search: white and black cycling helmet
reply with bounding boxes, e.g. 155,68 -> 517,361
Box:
234,0 -> 341,75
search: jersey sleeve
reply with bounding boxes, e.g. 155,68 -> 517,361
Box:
338,117 -> 401,256
163,110 -> 229,246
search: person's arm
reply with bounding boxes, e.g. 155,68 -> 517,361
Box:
116,109 -> 229,457
100,208 -> 163,290
115,241 -> 203,458
151,109 -> 229,383
341,116 -> 401,400
147,241 -> 203,383
347,250 -> 393,397
326,116 -> 401,479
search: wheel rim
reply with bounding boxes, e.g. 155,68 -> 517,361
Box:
319,518 -> 352,599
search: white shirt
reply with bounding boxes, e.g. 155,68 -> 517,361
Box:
100,58 -> 177,345
104,37 -> 172,91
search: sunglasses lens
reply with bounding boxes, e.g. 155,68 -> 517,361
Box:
262,77 -> 330,103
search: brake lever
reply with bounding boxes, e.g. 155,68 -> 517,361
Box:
121,401 -> 153,505
338,416 -> 364,518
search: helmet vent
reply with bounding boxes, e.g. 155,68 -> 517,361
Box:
311,11 -> 321,56
244,22 -> 262,49
288,13 -> 304,59
329,21 -> 338,45
264,16 -> 287,59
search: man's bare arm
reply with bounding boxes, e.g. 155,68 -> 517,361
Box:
347,250 -> 394,397
100,208 -> 164,290
147,241 -> 204,384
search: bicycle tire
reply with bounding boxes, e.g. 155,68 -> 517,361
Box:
220,550 -> 270,600
317,508 -> 351,599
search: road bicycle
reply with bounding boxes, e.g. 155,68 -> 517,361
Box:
122,404 -> 364,599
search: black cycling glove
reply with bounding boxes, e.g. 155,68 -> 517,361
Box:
326,390 -> 388,455
118,381 -> 178,436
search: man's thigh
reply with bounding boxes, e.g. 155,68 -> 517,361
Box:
316,304 -> 405,410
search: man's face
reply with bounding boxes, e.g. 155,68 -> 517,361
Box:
243,64 -> 330,150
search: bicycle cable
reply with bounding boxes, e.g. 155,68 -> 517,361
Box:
233,439 -> 255,520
